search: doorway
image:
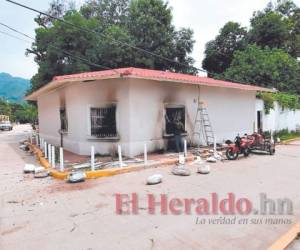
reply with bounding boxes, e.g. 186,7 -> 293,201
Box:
257,111 -> 263,133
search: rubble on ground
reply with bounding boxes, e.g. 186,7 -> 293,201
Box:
23,164 -> 35,173
193,156 -> 211,174
34,170 -> 49,178
67,171 -> 86,183
197,164 -> 210,174
172,165 -> 191,176
146,174 -> 163,185
206,156 -> 217,163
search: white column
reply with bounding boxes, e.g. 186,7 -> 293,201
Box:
270,130 -> 274,143
118,145 -> 123,168
59,147 -> 64,172
184,139 -> 187,157
48,144 -> 52,163
144,143 -> 148,165
91,146 -> 95,171
51,146 -> 55,168
30,134 -> 32,144
179,153 -> 185,165
213,137 -> 217,155
44,142 -> 48,158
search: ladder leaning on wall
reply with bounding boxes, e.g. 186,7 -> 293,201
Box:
192,101 -> 215,147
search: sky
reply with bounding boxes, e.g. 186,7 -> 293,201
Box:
0,0 -> 299,79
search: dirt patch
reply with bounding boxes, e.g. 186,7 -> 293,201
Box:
45,180 -> 99,194
1,225 -> 26,236
95,202 -> 109,209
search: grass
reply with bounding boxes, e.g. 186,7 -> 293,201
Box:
273,129 -> 300,141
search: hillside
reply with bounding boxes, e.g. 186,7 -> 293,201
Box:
0,73 -> 30,103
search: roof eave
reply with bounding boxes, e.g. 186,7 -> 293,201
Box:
128,75 -> 275,92
25,73 -> 275,101
25,75 -> 122,101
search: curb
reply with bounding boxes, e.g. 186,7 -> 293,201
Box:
267,221 -> 300,250
29,144 -> 195,180
29,144 -> 68,180
85,155 -> 195,179
281,137 -> 300,145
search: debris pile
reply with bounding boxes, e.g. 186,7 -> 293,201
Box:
23,164 -> 49,178
171,166 -> 191,176
23,164 -> 35,173
172,153 -> 191,176
19,139 -> 30,151
67,171 -> 86,183
146,174 -> 163,185
194,156 -> 210,174
200,148 -> 225,163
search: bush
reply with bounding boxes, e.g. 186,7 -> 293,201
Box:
257,92 -> 300,114
273,129 -> 300,141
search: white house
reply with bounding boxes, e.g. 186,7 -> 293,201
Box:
26,67 -> 272,157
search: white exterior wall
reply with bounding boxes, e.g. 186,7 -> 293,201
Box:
38,78 -> 257,157
38,78 -> 131,156
256,99 -> 300,132
127,79 -> 256,156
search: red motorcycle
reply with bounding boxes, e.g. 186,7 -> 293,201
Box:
225,135 -> 251,160
247,133 -> 275,155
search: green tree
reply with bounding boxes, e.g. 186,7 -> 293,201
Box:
202,22 -> 247,75
28,11 -> 101,91
275,0 -> 298,17
27,0 -> 196,92
202,1 -> 300,75
222,45 -> 300,94
35,0 -> 74,28
0,98 -> 12,116
19,104 -> 38,124
248,11 -> 290,51
81,0 -> 129,27
0,101 -> 37,124
248,0 -> 300,57
127,0 -> 195,73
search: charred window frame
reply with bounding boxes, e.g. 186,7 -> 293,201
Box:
90,105 -> 117,138
165,106 -> 186,135
60,108 -> 68,132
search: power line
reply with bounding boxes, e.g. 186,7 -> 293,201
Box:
0,22 -> 34,40
0,29 -> 31,43
5,0 -> 206,73
0,21 -> 267,89
3,0 -> 272,89
0,22 -> 119,73
1,23 -> 272,91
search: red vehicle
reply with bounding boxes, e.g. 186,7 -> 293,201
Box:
225,135 -> 251,160
247,133 -> 275,155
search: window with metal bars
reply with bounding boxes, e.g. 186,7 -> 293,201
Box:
90,106 -> 117,138
165,107 -> 185,135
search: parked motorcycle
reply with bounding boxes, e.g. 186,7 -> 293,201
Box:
247,133 -> 275,155
225,135 -> 251,160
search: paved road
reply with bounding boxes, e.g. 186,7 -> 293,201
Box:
1,125 -> 300,250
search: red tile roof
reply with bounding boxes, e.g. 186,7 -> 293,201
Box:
26,67 -> 273,100
53,67 -> 272,92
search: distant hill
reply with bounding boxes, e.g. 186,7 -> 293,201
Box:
0,73 -> 30,103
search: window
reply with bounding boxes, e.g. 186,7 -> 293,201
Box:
90,106 -> 117,138
60,108 -> 68,131
165,106 -> 185,134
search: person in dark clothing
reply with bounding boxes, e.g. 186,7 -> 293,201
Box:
174,118 -> 184,152
166,112 -> 185,153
